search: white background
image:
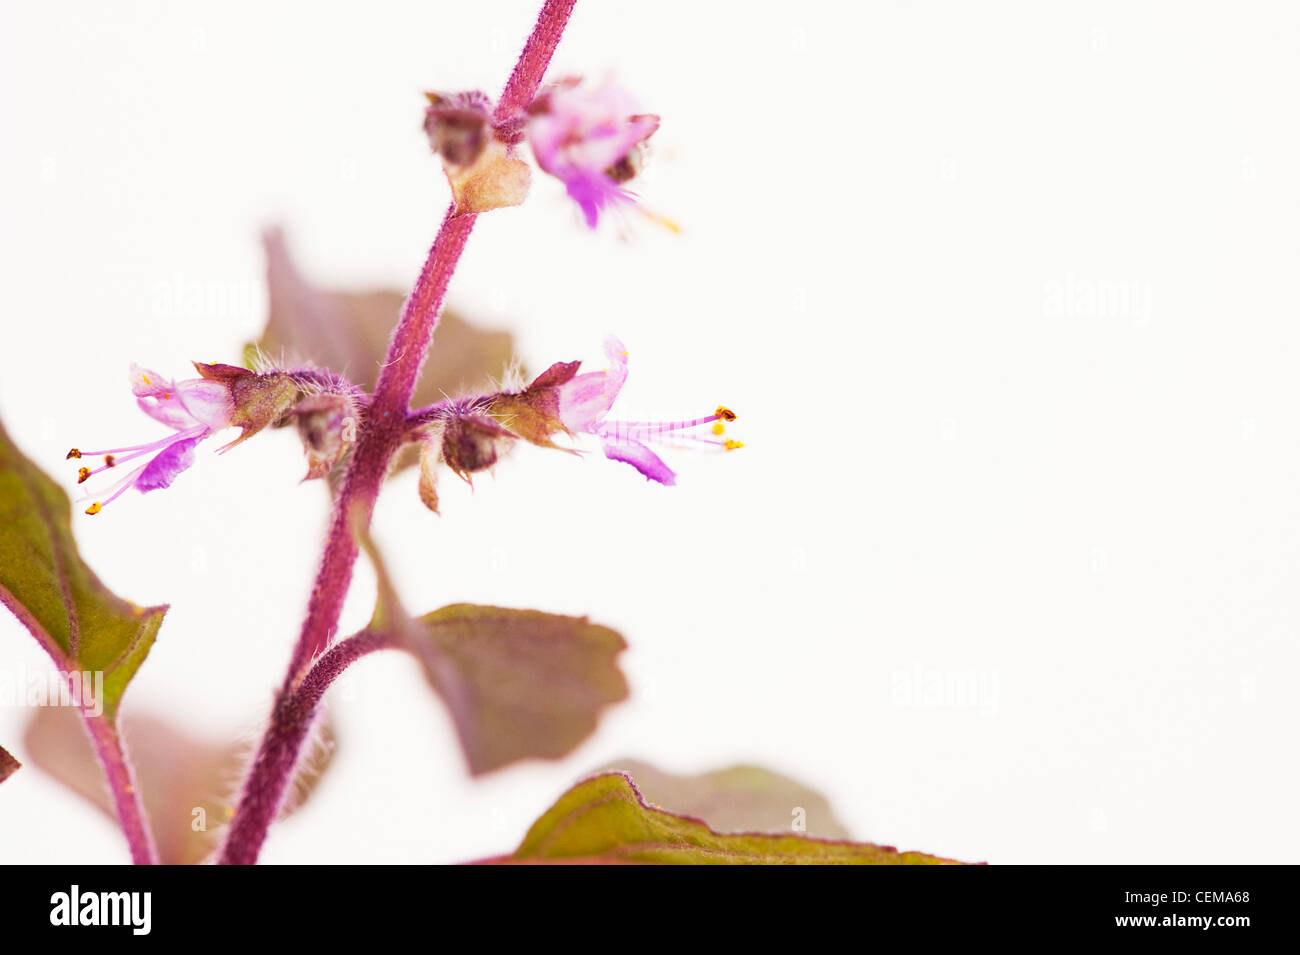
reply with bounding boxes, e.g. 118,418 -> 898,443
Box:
2,0 -> 1298,864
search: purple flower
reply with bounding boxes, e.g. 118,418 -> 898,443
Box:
68,364 -> 235,514
557,337 -> 740,485
526,79 -> 660,228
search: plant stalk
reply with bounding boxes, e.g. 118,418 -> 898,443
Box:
217,0 -> 577,865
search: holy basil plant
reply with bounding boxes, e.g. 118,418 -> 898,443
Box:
0,0 -> 967,866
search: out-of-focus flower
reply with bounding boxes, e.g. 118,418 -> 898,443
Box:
68,362 -> 297,514
423,90 -> 531,215
526,79 -> 660,228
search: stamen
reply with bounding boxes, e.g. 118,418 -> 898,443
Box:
75,425 -> 207,460
66,448 -> 81,460
711,422 -> 725,435
716,406 -> 736,422
74,429 -> 203,484
614,411 -> 731,432
725,439 -> 743,450
77,467 -> 91,484
100,471 -> 143,506
78,461 -> 149,514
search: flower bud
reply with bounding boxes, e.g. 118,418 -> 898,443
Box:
290,393 -> 357,481
424,90 -> 531,216
440,413 -> 515,482
424,91 -> 493,168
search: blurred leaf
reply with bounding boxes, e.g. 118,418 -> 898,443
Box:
598,758 -> 852,839
0,744 -> 18,783
496,773 -> 974,865
405,604 -> 628,775
0,418 -> 166,722
247,228 -> 516,411
24,706 -> 336,865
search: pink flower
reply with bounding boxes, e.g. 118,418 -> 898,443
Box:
527,79 -> 659,228
557,337 -> 739,485
68,364 -> 235,514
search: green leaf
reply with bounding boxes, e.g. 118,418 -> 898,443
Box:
23,706 -> 336,864
404,604 -> 628,775
598,759 -> 853,839
0,419 -> 166,722
0,743 -> 18,783
247,228 -> 517,415
501,773 -> 976,865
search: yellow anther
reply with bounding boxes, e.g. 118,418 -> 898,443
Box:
712,422 -> 726,435
85,502 -> 102,515
724,439 -> 744,450
77,467 -> 90,484
66,448 -> 81,460
716,406 -> 737,422
142,375 -> 151,385
642,209 -> 681,234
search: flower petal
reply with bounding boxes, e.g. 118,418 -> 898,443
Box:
135,435 -> 203,493
175,379 -> 235,431
563,170 -> 631,228
128,363 -> 174,398
136,395 -> 201,431
557,338 -> 629,433
598,434 -> 676,485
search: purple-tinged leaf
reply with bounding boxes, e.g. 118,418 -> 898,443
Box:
0,744 -> 19,783
23,707 -> 335,865
486,773 -> 977,865
405,604 -> 628,775
0,418 -> 165,721
598,759 -> 853,839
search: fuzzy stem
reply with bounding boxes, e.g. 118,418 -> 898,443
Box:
295,630 -> 397,712
218,0 -> 577,866
494,0 -> 577,122
215,631 -> 395,866
82,713 -> 158,865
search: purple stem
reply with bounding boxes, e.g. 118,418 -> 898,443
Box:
218,0 -> 577,866
3,588 -> 159,864
295,630 -> 397,712
82,713 -> 158,865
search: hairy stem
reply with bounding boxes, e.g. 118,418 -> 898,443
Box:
295,630 -> 397,712
82,713 -> 158,865
218,0 -> 577,866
